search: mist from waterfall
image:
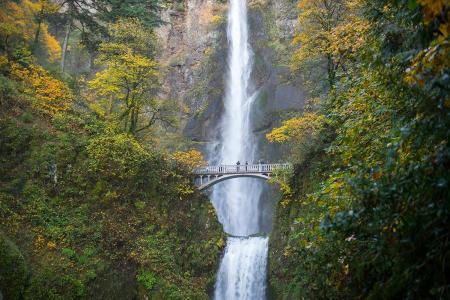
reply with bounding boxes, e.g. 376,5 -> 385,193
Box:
210,0 -> 269,299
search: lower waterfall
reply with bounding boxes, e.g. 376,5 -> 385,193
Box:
214,237 -> 269,299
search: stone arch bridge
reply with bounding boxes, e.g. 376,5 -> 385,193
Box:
193,163 -> 292,191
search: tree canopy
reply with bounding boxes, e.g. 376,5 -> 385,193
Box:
269,0 -> 450,298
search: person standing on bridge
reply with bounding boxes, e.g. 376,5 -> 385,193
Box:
236,161 -> 241,172
245,161 -> 248,171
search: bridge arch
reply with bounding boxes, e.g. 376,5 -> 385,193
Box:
193,163 -> 292,191
197,173 -> 270,191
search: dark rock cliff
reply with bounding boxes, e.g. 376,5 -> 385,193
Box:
156,0 -> 305,160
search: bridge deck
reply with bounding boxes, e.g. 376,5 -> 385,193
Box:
193,163 -> 292,191
193,163 -> 292,175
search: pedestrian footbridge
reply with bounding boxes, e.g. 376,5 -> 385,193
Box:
193,163 -> 292,191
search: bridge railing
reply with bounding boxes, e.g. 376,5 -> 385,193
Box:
193,163 -> 292,175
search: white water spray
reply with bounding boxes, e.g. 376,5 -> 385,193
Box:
214,237 -> 268,299
210,0 -> 269,299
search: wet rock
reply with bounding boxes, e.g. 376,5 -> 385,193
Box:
157,0 -> 304,160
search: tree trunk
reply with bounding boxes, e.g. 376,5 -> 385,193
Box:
33,7 -> 44,49
34,20 -> 42,46
327,54 -> 336,90
129,109 -> 135,134
60,21 -> 71,73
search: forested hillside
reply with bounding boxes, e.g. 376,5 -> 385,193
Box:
0,0 -> 225,299
268,0 -> 450,299
1,0 -> 449,299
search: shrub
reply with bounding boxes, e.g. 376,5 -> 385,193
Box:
0,233 -> 29,300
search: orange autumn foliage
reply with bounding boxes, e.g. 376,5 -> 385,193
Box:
10,63 -> 73,113
266,112 -> 326,144
41,24 -> 61,62
173,149 -> 207,170
266,112 -> 327,163
0,0 -> 61,61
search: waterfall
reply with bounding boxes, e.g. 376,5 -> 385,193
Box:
214,237 -> 268,299
210,0 -> 269,299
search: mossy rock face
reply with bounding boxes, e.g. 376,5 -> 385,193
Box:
0,233 -> 29,300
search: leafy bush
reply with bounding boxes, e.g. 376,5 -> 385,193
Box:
0,233 -> 29,300
137,269 -> 158,290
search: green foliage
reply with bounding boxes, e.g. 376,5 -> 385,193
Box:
97,0 -> 161,29
0,107 -> 224,299
0,74 -> 20,108
86,134 -> 151,180
61,247 -> 76,258
0,118 -> 33,183
0,0 -> 222,298
137,269 -> 158,290
0,233 -> 29,300
87,19 -> 177,135
107,18 -> 158,57
25,266 -> 87,300
270,0 -> 450,298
